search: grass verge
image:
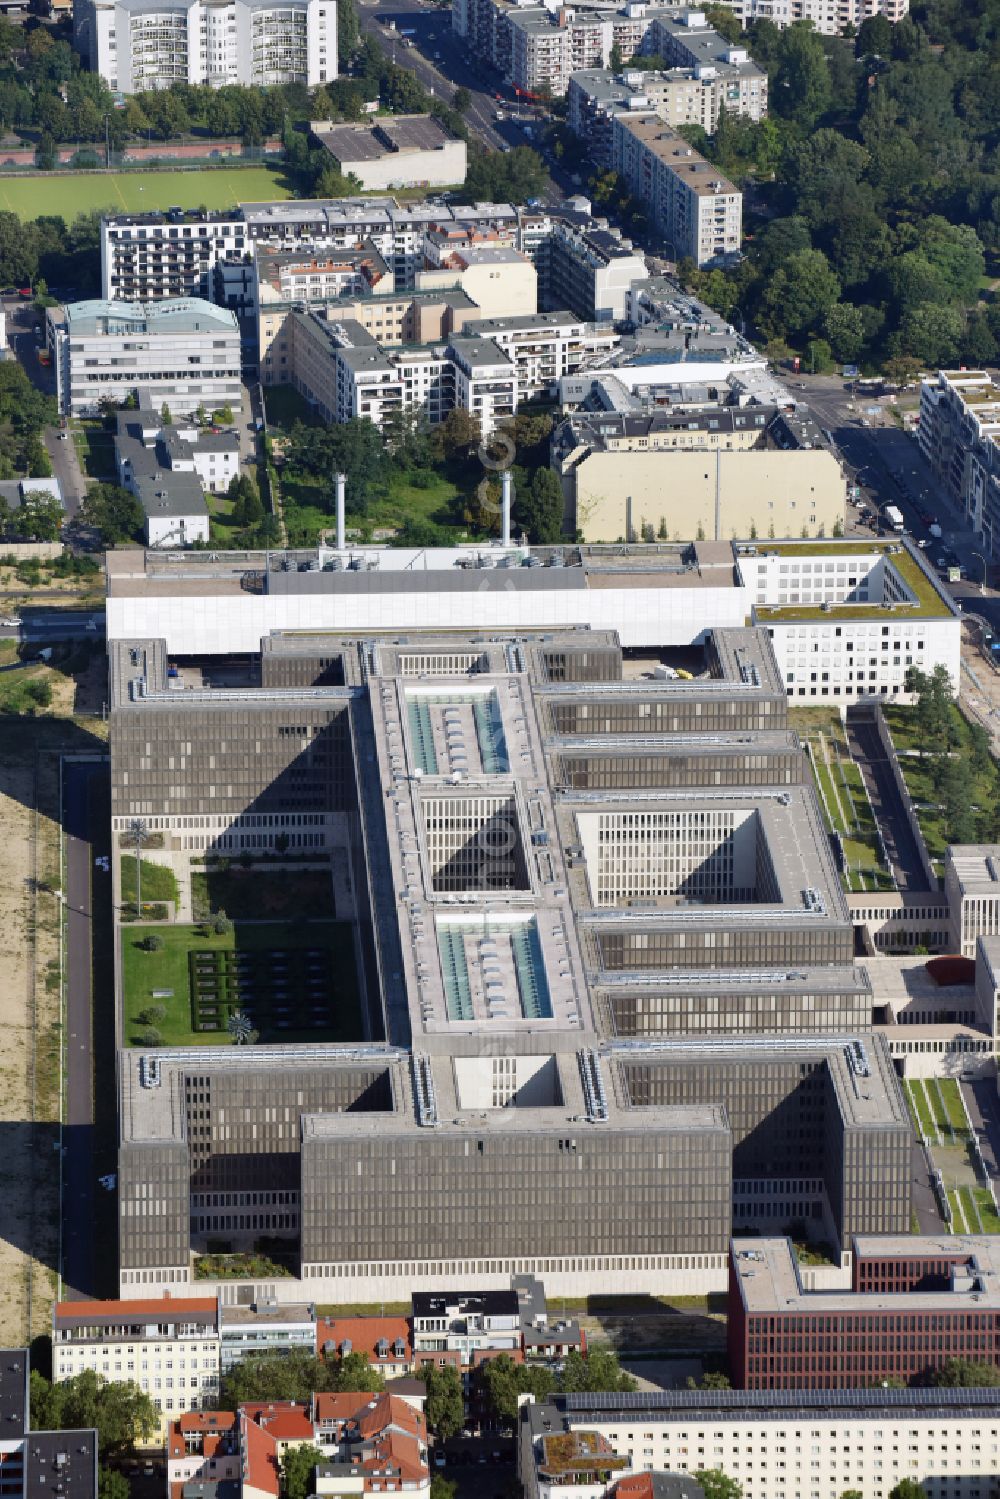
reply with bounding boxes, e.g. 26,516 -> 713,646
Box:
121,919 -> 361,1046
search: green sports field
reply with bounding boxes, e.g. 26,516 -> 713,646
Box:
0,165 -> 294,221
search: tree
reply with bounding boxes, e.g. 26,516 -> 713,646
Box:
23,678 -> 52,711
685,1371 -> 731,1390
760,249 -> 841,341
517,467 -> 564,544
705,6 -> 743,43
98,1469 -> 129,1499
430,1479 -> 457,1499
137,1026 -> 161,1047
434,408 -> 482,462
932,1358 -> 1000,1387
29,1370 -> 157,1460
452,87 -> 472,114
160,403 -> 173,427
609,40 -> 624,72
229,473 -> 264,528
222,1351 -> 383,1408
212,911 -> 233,936
475,1355 -> 556,1429
855,13 -> 891,55
697,1472 -> 742,1499
136,1003 -> 166,1023
140,935 -> 164,954
771,24 -> 831,129
330,1352 -> 385,1392
78,483 -> 144,546
12,490 -> 62,542
559,1349 -> 636,1394
823,303 -> 866,363
281,1444 -> 324,1499
417,1364 -> 465,1441
888,1484 -> 926,1499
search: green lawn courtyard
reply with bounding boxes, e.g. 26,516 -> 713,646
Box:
0,165 -> 293,221
121,919 -> 363,1047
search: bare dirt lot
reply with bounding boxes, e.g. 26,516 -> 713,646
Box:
0,750 -> 61,1343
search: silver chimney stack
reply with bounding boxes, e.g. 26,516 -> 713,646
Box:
501,469 -> 512,548
335,472 -> 346,552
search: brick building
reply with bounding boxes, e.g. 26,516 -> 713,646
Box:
728,1235 -> 1000,1390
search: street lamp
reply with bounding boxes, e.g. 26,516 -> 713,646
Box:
128,817 -> 148,917
972,550 -> 988,595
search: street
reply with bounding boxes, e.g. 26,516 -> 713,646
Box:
3,293 -> 88,519
358,0 -> 574,198
0,610 -> 104,641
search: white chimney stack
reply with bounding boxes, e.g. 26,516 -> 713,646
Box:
335,472 -> 346,552
501,470 -> 512,548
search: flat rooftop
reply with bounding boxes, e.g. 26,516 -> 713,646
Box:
732,1235 -> 1000,1315
528,1386 -> 1000,1426
947,845 -> 1000,893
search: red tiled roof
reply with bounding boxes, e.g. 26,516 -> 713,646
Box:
616,1476 -> 654,1499
356,1394 -> 425,1443
312,1392 -> 369,1426
240,1412 -> 280,1498
316,1317 -> 412,1364
240,1403 -> 313,1442
167,1412 -> 237,1459
54,1297 -> 217,1322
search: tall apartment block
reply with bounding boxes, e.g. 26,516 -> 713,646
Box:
75,0 -> 336,93
610,114 -> 741,266
729,1235 -> 1000,1390
108,619 -> 911,1304
918,370 -> 1000,559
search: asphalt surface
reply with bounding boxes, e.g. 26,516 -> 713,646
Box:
3,295 -> 87,519
844,705 -> 930,893
910,1141 -> 947,1235
62,759 -> 99,1300
359,0 -> 575,197
961,1080 -> 1000,1188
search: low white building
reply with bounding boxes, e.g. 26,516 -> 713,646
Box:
103,539 -> 962,687
49,298 -> 242,418
76,0 -> 336,94
742,541 -> 961,706
311,115 -> 467,191
519,1387 -> 1000,1499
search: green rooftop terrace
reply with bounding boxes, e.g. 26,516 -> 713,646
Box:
747,541 -> 955,623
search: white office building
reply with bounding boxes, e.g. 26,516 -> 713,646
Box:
76,0 -> 336,94
48,298 -> 242,418
519,1388 -> 1000,1499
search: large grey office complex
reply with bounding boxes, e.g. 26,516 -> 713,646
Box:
111,621 -> 911,1302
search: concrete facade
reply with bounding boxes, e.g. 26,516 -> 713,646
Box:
610,115 -> 741,266
76,0 -> 336,93
48,298 -> 241,417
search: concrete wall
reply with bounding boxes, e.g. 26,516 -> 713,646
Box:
569,448 -> 845,543
337,140 -> 467,191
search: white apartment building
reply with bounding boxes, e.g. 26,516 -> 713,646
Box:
461,312 -> 618,401
611,114 -> 741,266
519,1388 -> 1000,1499
945,848 -> 1000,958
918,369 -> 1000,559
77,0 -> 336,94
48,298 -> 242,418
741,543 -> 961,706
568,62 -> 766,164
100,200 -> 522,304
53,1298 -> 221,1433
709,0 -> 906,31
